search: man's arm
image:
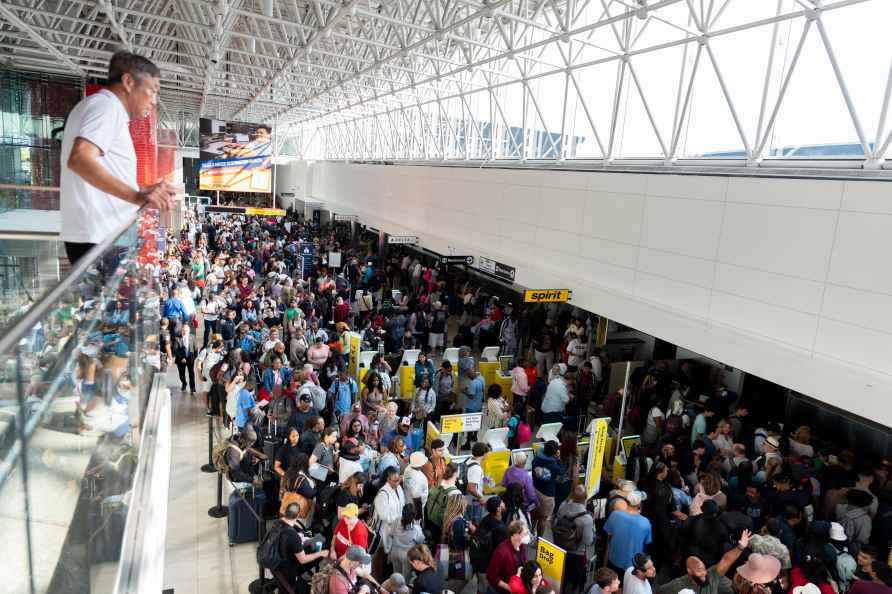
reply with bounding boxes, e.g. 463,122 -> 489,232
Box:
68,138 -> 174,210
715,529 -> 752,576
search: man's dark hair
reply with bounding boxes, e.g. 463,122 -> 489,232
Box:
485,495 -> 502,515
595,568 -> 619,588
472,441 -> 488,458
108,51 -> 160,85
257,124 -> 272,134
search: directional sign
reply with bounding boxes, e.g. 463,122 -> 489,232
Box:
440,255 -> 474,266
387,235 -> 419,245
205,205 -> 286,216
524,289 -> 571,303
300,242 -> 315,278
440,413 -> 482,434
334,214 -> 358,222
478,256 -> 516,282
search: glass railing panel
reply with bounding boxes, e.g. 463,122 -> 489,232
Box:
0,207 -> 163,594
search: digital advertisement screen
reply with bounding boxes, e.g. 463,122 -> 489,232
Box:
199,118 -> 272,193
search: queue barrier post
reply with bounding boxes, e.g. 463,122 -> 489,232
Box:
208,471 -> 229,518
201,412 -> 216,473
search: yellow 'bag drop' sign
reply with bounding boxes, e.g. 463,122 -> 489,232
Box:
523,289 -> 571,303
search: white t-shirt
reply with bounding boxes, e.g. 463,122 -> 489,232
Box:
623,568 -> 652,594
567,339 -> 586,367
643,406 -> 665,443
60,89 -> 139,244
466,460 -> 485,497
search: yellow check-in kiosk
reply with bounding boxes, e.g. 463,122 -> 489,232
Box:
345,332 -> 362,378
398,349 -> 421,399
479,346 -> 500,389
357,350 -> 377,384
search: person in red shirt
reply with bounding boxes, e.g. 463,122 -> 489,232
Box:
508,561 -> 547,594
331,503 -> 369,559
789,559 -> 836,594
488,520 -> 531,593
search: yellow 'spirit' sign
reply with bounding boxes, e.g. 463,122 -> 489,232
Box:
523,289 -> 571,303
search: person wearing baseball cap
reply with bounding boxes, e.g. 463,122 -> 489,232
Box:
657,530 -> 753,594
329,545 -> 373,594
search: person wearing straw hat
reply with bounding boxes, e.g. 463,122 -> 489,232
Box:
732,553 -> 782,594
403,451 -> 430,519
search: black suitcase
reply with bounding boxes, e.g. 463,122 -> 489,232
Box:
228,488 -> 266,544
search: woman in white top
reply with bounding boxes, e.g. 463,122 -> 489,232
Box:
412,377 -> 437,423
642,397 -> 665,447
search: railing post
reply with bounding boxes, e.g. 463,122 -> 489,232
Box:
207,472 -> 228,518
200,412 -> 216,473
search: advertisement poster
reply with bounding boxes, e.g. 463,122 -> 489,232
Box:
199,118 -> 272,192
482,450 -> 511,495
585,418 -> 610,498
536,538 -> 566,593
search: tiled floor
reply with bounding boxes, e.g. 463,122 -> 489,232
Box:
162,369 -> 260,594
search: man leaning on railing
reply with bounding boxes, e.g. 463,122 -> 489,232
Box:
60,51 -> 174,265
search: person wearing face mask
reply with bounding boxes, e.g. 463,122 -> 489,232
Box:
658,530 -> 752,594
488,520 -> 532,594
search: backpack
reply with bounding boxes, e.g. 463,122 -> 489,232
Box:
212,437 -> 238,475
469,519 -> 494,571
257,520 -> 289,570
552,509 -> 588,551
280,475 -> 312,518
425,484 -> 460,529
209,360 -> 227,383
311,560 -> 354,594
457,460 -> 480,495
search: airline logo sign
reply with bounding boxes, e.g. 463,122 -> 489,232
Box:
524,289 -> 571,303
479,256 -> 516,282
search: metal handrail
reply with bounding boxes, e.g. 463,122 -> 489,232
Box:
0,207 -> 141,356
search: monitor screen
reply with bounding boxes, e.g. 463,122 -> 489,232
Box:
199,118 -> 272,193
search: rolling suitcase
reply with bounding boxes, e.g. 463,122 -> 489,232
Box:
228,487 -> 266,544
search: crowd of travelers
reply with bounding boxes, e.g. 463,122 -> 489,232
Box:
156,207 -> 892,594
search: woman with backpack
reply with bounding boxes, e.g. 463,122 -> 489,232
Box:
443,495 -> 473,592
388,503 -> 425,579
279,453 -> 316,524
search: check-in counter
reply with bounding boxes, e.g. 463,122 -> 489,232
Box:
398,349 -> 420,399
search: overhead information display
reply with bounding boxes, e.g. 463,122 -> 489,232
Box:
199,118 -> 273,193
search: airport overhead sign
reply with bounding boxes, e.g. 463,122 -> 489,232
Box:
440,255 -> 474,266
387,235 -> 419,245
478,256 -> 516,282
334,214 -> 358,221
205,205 -> 286,216
523,289 -> 572,303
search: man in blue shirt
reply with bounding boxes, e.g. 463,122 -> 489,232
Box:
604,491 -> 653,575
462,368 -> 485,413
532,440 -> 565,535
236,378 -> 266,430
162,289 -> 188,330
329,368 -> 358,420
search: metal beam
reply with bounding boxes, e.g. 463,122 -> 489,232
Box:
0,2 -> 86,76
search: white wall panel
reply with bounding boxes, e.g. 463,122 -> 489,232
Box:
718,203 -> 837,281
640,196 -> 725,258
308,162 -> 892,427
828,211 -> 892,295
583,192 -> 646,244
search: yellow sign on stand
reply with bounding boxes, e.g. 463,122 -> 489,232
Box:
482,450 -> 511,494
536,538 -> 566,593
425,421 -> 440,451
440,413 -> 482,434
585,417 -> 610,498
523,289 -> 571,303
245,207 -> 286,216
347,333 -> 361,377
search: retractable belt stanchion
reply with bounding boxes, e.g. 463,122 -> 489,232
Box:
201,412 -> 216,473
248,492 -> 272,594
208,471 -> 229,518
